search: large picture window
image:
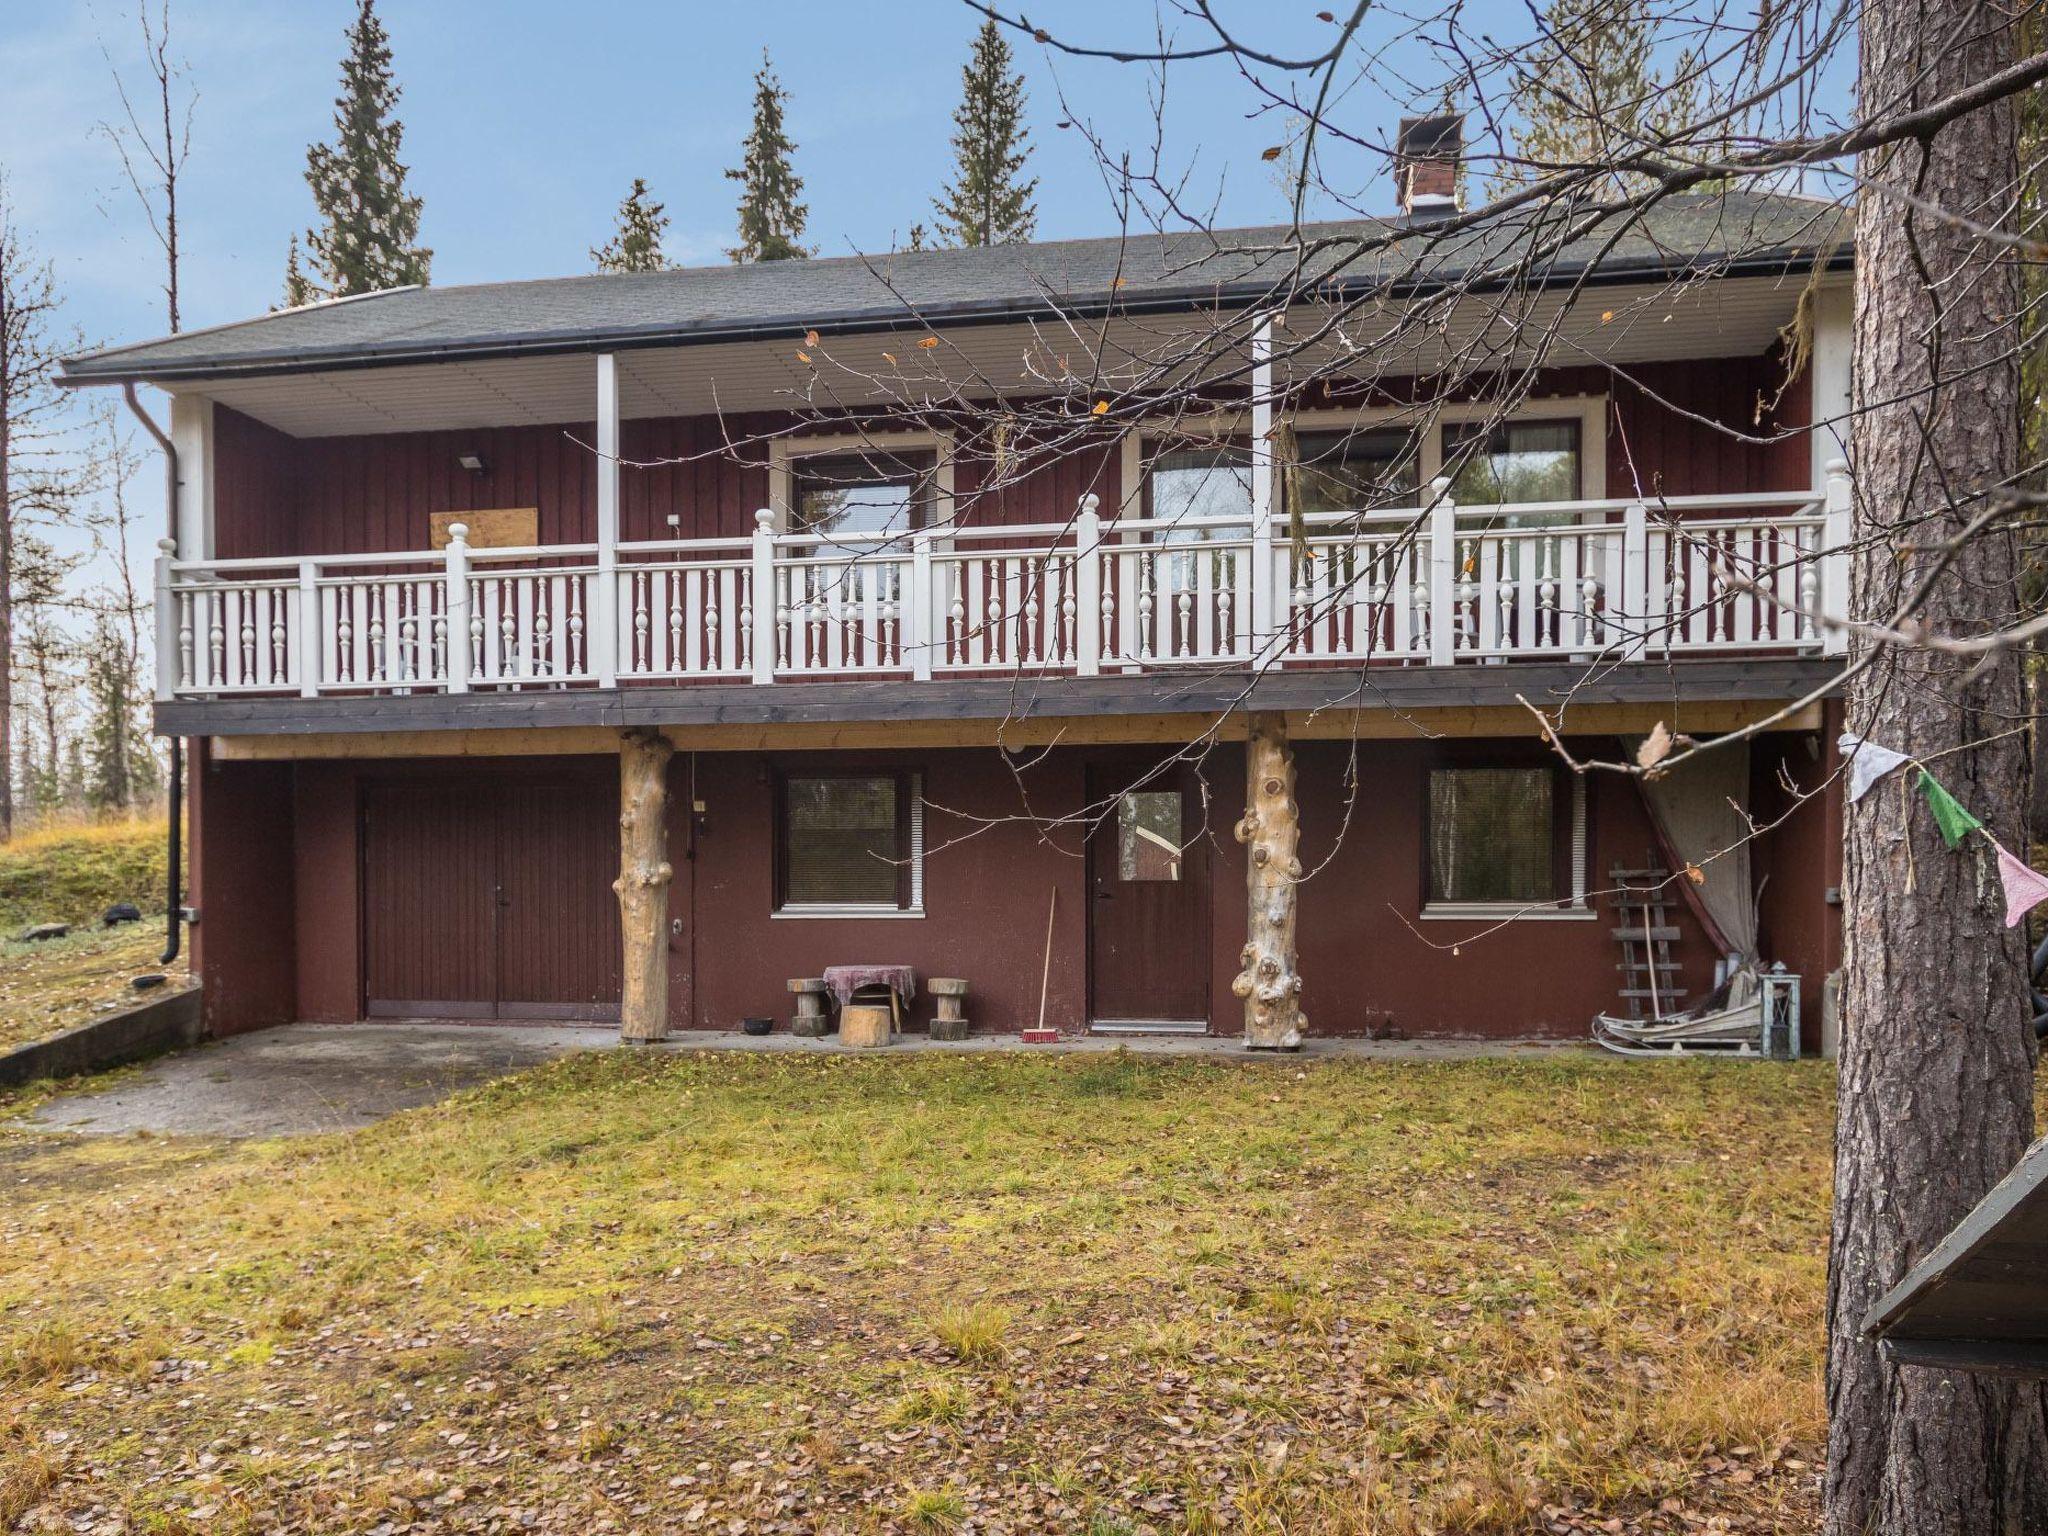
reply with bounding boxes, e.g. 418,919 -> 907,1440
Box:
1425,763 -> 1586,912
1441,420 -> 1581,507
775,771 -> 924,915
791,451 -> 934,549
1290,428 -> 1419,514
1145,444 -> 1254,526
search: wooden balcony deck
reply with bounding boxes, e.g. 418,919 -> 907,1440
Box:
156,480 -> 1848,731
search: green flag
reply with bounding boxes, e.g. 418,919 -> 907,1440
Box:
1916,768 -> 1984,848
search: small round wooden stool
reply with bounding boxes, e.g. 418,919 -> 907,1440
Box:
788,977 -> 831,1038
929,977 -> 970,1041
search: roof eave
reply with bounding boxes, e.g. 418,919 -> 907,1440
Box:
57,244 -> 1855,391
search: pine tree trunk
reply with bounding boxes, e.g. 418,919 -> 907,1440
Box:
0,410 -> 12,843
1233,713 -> 1304,1049
614,728 -> 674,1043
1825,0 -> 2048,1528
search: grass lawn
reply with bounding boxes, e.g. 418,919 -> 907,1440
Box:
0,1050 -> 1834,1534
0,926 -> 185,1056
0,819 -> 181,1056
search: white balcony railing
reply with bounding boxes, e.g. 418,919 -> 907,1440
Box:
154,471 -> 1848,702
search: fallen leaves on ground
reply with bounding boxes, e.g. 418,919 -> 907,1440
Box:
0,1050 -> 1836,1533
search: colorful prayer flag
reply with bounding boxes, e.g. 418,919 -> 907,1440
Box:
1916,769 -> 1984,848
1994,838 -> 2048,928
1838,731 -> 1913,803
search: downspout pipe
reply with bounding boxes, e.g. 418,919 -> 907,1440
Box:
121,383 -> 183,968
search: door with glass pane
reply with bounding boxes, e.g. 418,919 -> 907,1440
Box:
1086,760 -> 1211,1029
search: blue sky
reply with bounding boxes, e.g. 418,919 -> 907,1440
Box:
2,1 -> 1400,584
3,1 -> 1383,356
1,1 -> 1851,593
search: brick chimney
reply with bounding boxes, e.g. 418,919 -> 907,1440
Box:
1394,112 -> 1464,220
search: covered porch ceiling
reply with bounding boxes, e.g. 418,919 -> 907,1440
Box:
177,272 -> 1820,439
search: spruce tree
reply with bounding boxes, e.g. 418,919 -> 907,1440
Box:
726,53 -> 810,263
933,19 -> 1038,246
280,233 -> 317,309
85,616 -> 154,812
304,0 -> 431,296
1495,0 -> 1704,194
592,179 -> 674,273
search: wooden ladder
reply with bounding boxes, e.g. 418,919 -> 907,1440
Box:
1609,865 -> 1682,1019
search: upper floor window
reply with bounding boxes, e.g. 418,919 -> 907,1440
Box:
1291,428 -> 1419,514
1441,420 -> 1581,506
1146,444 -> 1253,527
792,450 -> 935,548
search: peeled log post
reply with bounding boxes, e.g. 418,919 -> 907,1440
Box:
614,727 -> 675,1043
1233,713 -> 1304,1049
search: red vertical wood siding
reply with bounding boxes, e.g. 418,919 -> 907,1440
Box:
257,730 -> 1834,1038
212,355 -> 1813,558
188,745 -> 298,1037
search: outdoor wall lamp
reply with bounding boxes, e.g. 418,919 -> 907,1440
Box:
456,452 -> 487,473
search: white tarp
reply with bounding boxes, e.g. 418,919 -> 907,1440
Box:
1631,737 -> 1759,1001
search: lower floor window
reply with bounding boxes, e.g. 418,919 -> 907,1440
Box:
775,771 -> 924,914
1426,763 -> 1586,910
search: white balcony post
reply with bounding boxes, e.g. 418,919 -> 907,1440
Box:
443,526 -> 471,694
1248,311 -> 1277,647
1821,458 -> 1852,655
1076,493 -> 1103,676
1426,475 -> 1457,666
1621,499 -> 1648,657
751,508 -> 777,684
910,531 -> 935,681
595,352 -> 621,687
296,559 -> 320,697
154,539 -> 179,701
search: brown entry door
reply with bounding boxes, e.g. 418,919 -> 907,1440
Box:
495,778 -> 622,1021
1087,761 -> 1211,1029
362,775 -> 622,1023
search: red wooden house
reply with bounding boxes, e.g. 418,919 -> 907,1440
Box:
61,138 -> 1851,1048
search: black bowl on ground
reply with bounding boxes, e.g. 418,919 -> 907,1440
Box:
740,1017 -> 774,1037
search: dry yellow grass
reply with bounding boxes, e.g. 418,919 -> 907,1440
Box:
0,817 -> 181,1055
0,1049 -> 1836,1533
0,926 -> 185,1055
0,817 -> 168,932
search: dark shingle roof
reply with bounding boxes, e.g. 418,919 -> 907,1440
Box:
63,189 -> 1848,385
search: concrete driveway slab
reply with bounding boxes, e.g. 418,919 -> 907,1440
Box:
28,1022 -> 612,1138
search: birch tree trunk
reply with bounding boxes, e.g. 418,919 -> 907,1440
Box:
1826,0 -> 2048,1527
614,727 -> 674,1044
1233,713 -> 1304,1049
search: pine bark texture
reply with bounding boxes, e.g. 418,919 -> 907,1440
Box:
614,728 -> 674,1044
1233,714 -> 1305,1048
1826,1 -> 2048,1529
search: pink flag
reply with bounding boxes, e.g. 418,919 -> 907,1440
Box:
1994,838 -> 2048,928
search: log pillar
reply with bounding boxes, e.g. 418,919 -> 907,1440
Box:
614,727 -> 675,1043
1232,712 -> 1305,1049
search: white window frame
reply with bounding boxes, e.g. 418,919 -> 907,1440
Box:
1115,396 -> 1609,518
1419,769 -> 1592,922
770,769 -> 926,921
767,429 -> 955,540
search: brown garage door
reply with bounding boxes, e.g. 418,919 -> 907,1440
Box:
362,774 -> 621,1022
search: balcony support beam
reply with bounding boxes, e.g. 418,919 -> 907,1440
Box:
1234,711 -> 1305,1050
615,725 -> 675,1043
1249,312 -> 1278,646
595,354 -> 622,687
168,395 -> 215,562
